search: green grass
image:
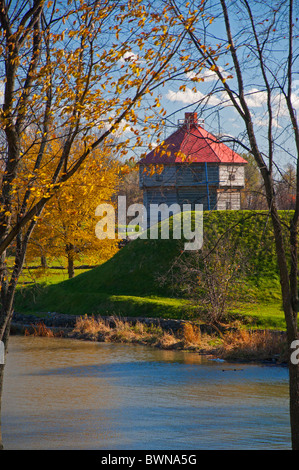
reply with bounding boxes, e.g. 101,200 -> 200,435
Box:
19,267 -> 90,287
9,254 -> 95,287
235,302 -> 286,330
14,210 -> 292,329
15,235 -> 186,318
229,276 -> 286,330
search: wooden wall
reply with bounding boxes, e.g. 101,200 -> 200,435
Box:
139,162 -> 245,223
139,163 -> 245,188
217,189 -> 241,210
219,164 -> 245,187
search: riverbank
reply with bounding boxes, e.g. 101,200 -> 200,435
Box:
10,311 -> 288,365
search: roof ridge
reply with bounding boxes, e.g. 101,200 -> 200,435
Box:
138,121 -> 247,165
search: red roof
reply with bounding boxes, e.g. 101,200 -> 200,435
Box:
139,113 -> 247,165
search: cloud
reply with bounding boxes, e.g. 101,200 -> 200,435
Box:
187,66 -> 230,83
119,51 -> 140,64
246,89 -> 299,125
166,82 -> 299,129
245,88 -> 268,108
245,88 -> 299,113
254,116 -> 281,129
290,93 -> 299,109
273,91 -> 299,116
166,87 -> 221,106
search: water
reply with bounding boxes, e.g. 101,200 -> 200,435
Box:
1,335 -> 291,450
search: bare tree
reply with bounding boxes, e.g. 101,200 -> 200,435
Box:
169,232 -> 248,325
164,0 -> 299,449
117,165 -> 143,208
241,153 -> 267,210
276,163 -> 296,210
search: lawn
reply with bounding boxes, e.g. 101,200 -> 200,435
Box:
13,211 -> 290,330
15,266 -> 285,328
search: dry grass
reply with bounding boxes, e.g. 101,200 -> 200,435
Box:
70,314 -> 185,349
217,329 -> 288,363
156,332 -> 181,349
25,322 -> 58,337
71,315 -> 111,341
70,315 -> 217,352
28,315 -> 288,364
181,322 -> 202,347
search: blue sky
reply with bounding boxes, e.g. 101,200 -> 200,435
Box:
126,0 -> 299,175
2,0 -> 298,175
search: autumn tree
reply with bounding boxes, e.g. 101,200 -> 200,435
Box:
27,145 -> 120,278
0,0 -> 201,449
163,0 -> 299,449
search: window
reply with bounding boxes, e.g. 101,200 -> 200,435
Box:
226,201 -> 232,210
228,173 -> 236,181
156,174 -> 163,182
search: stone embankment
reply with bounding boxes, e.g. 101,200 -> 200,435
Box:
11,311 -> 209,336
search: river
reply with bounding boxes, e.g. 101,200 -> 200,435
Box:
1,335 -> 291,450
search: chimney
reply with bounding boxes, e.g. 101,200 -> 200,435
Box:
177,112 -> 203,128
185,112 -> 198,127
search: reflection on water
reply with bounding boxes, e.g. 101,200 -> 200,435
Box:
1,336 -> 291,450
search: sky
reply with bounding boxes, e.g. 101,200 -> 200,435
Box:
129,0 -> 299,175
1,0 -> 298,175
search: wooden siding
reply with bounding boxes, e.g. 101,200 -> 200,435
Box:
216,189 -> 241,210
144,186 -> 218,214
219,164 -> 245,188
144,188 -> 178,206
176,163 -> 219,187
139,163 -> 220,188
177,187 -> 217,210
143,188 -> 179,225
139,162 -> 244,221
139,164 -> 176,188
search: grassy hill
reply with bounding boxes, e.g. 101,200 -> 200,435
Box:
14,210 -> 291,328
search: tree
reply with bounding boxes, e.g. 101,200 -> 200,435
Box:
163,0 -> 299,449
241,153 -> 267,210
0,0 -> 194,449
27,145 -> 120,278
117,162 -> 143,207
168,230 -> 248,325
276,163 -> 296,210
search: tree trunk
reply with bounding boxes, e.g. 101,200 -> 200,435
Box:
269,208 -> 299,449
283,296 -> 299,449
68,255 -> 74,279
289,362 -> 299,449
0,221 -> 39,449
0,308 -> 13,451
0,363 -> 4,451
66,244 -> 75,279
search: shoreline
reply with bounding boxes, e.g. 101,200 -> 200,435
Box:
10,311 -> 288,367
